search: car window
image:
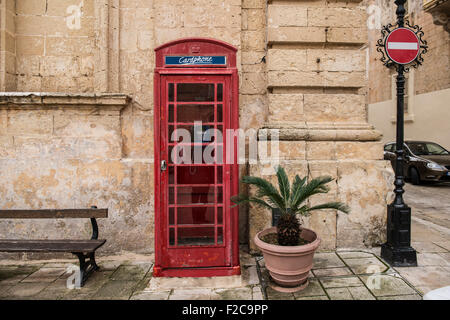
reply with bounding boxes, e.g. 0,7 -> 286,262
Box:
425,143 -> 449,155
407,143 -> 427,155
384,144 -> 394,152
407,142 -> 449,155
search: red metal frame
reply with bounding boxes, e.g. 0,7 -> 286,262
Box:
153,38 -> 240,277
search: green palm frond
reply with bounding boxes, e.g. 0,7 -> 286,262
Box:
276,166 -> 290,209
291,176 -> 333,210
231,194 -> 273,210
240,175 -> 285,211
289,175 -> 307,209
233,167 -> 349,220
304,202 -> 350,214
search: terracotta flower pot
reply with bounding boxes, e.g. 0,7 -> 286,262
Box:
254,226 -> 321,292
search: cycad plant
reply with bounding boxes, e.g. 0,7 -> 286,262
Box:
232,166 -> 349,246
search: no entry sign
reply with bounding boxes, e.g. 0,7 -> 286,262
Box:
385,27 -> 420,65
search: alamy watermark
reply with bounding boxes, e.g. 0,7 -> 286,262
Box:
365,265 -> 382,290
66,1 -> 84,30
169,123 -> 279,176
66,264 -> 82,289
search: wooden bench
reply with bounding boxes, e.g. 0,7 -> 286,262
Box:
0,206 -> 108,287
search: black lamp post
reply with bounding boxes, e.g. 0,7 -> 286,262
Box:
378,0 -> 427,267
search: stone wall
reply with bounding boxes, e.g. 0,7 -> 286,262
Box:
0,0 -> 393,256
0,0 -> 15,91
14,0 -> 96,92
0,93 -> 157,255
366,0 -> 450,148
366,0 -> 450,104
248,0 -> 393,252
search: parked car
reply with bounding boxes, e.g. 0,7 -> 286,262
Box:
384,141 -> 450,185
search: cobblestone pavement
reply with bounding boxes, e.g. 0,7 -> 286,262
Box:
396,182 -> 450,295
1,182 -> 449,300
259,251 -> 422,300
0,251 -> 263,300
0,249 -> 426,300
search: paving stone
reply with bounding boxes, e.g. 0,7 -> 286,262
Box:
44,262 -> 74,268
344,257 -> 388,274
80,271 -> 114,292
147,275 -> 242,290
169,288 -> 216,300
111,265 -> 148,281
240,251 -> 257,267
320,276 -> 364,288
133,273 -> 153,292
378,294 -> 422,300
293,279 -> 326,298
34,287 -> 70,300
395,266 -> 450,288
130,290 -> 171,300
326,287 -> 353,300
214,287 -> 253,300
0,265 -> 40,284
433,241 -> 450,251
337,251 -> 374,259
0,285 -> 12,298
411,242 -> 448,253
97,260 -> 123,271
265,287 -> 294,300
417,253 -> 450,266
252,286 -> 264,300
5,282 -> 49,297
61,292 -> 95,300
0,272 -> 30,285
296,295 -> 329,300
257,258 -> 265,268
438,252 -> 450,263
242,266 -> 259,285
22,267 -> 66,283
348,286 -> 376,300
123,262 -> 153,273
415,286 -> 435,295
93,280 -> 137,299
313,252 -> 345,269
259,267 -> 271,284
360,275 -> 416,297
312,267 -> 352,277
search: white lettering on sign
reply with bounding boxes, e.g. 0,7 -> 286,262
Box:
179,56 -> 213,65
387,42 -> 419,50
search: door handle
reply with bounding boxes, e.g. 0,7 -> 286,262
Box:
161,160 -> 167,172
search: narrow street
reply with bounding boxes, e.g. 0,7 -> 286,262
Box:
405,182 -> 450,241
394,182 -> 450,294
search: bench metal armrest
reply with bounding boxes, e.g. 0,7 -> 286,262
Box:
90,206 -> 99,240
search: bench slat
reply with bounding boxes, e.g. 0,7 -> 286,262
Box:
0,209 -> 108,219
0,239 -> 106,253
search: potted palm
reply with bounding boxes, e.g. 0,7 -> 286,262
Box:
233,166 -> 349,292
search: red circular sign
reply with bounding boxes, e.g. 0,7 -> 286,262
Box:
385,28 -> 420,65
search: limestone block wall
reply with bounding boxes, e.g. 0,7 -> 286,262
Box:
0,0 -> 15,91
366,0 -> 450,104
0,0 -> 394,255
249,0 -> 394,252
0,93 -> 157,255
0,0 -> 268,254
14,0 -> 96,92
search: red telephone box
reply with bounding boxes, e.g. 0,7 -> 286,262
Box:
153,38 -> 240,277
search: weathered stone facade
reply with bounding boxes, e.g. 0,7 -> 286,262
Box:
366,0 -> 450,146
0,0 -> 392,256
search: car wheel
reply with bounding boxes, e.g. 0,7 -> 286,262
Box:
410,167 -> 421,185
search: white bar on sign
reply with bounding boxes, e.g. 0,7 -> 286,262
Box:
387,42 -> 418,50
